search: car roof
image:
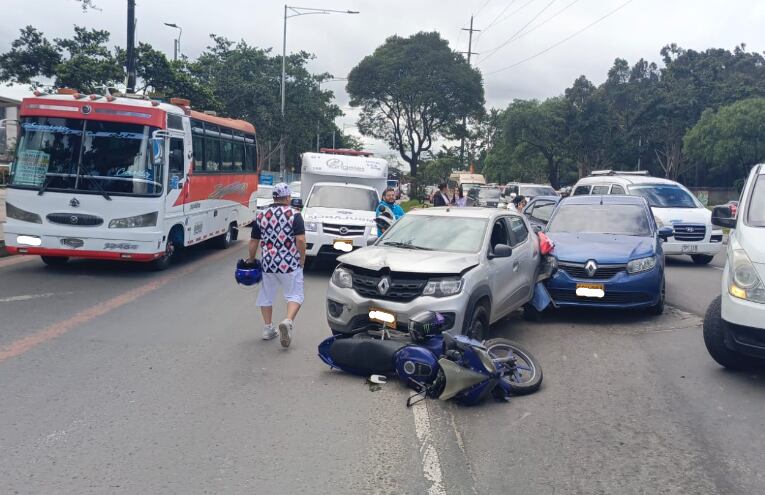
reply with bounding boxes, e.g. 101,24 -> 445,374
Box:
575,174 -> 681,186
409,207 -> 521,219
561,195 -> 648,206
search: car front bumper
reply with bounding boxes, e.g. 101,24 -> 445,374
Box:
306,230 -> 373,257
721,288 -> 765,357
662,239 -> 722,256
545,265 -> 663,309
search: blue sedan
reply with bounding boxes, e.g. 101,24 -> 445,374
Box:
543,195 -> 673,314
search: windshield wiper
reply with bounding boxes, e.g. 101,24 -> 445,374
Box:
79,174 -> 112,201
382,241 -> 433,251
37,174 -> 54,196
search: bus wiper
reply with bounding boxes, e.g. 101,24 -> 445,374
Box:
37,174 -> 54,196
80,174 -> 112,201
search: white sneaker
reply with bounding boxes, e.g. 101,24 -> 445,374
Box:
262,324 -> 277,340
278,319 -> 293,348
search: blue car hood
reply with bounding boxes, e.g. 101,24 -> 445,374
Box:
547,232 -> 655,264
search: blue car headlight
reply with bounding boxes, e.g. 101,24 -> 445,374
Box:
627,256 -> 657,274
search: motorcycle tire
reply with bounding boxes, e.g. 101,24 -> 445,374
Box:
485,338 -> 543,395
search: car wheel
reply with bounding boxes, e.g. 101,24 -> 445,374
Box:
648,279 -> 665,315
692,254 -> 715,265
41,256 -> 69,266
465,303 -> 490,341
703,296 -> 764,370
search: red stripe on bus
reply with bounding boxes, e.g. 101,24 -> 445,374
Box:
5,246 -> 161,262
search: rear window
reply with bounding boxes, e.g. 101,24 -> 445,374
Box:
747,175 -> 765,227
590,185 -> 610,195
573,185 -> 591,196
548,204 -> 651,236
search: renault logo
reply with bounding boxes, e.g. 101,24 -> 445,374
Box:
377,276 -> 391,295
69,197 -> 80,208
585,260 -> 598,277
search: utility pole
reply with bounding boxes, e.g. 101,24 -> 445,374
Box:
459,15 -> 479,169
126,0 -> 137,93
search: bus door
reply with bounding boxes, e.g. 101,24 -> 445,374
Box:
164,134 -> 187,221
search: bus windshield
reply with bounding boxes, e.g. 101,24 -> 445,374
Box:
10,117 -> 163,196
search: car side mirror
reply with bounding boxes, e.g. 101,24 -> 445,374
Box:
290,198 -> 303,209
658,226 -> 674,241
712,205 -> 736,229
489,243 -> 513,259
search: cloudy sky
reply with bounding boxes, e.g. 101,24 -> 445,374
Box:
3,0 -> 765,158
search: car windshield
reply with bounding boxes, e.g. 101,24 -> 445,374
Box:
548,204 -> 651,236
10,116 -> 163,196
747,174 -> 765,227
628,184 -> 699,208
380,215 -> 488,253
306,185 -> 378,210
478,188 -> 500,200
521,186 -> 556,197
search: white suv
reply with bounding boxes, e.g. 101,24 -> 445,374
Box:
703,164 -> 765,369
571,171 -> 722,264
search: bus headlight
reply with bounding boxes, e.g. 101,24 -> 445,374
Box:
109,212 -> 158,228
6,203 -> 42,224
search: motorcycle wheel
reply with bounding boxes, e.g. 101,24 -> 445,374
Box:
485,338 -> 543,395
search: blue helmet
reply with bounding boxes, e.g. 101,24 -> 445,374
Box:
235,259 -> 262,286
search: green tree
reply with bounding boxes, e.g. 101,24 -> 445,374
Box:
347,32 -> 484,181
0,26 -> 61,87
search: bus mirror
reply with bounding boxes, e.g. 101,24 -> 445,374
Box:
150,138 -> 164,166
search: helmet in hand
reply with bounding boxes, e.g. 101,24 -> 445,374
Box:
235,258 -> 262,286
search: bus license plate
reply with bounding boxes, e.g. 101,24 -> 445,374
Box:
681,244 -> 698,253
333,239 -> 353,252
576,283 -> 605,298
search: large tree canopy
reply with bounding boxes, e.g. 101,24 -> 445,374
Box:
347,31 -> 484,178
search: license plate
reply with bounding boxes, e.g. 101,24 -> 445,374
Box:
576,283 -> 605,298
60,238 -> 84,248
681,244 -> 698,253
333,239 -> 353,252
369,308 -> 397,329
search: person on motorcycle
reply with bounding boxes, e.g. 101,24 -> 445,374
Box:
376,187 -> 405,236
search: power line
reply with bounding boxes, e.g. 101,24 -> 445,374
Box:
475,0 -> 493,17
476,0 -> 522,41
498,0 -> 584,48
479,0 -> 557,63
478,0 -> 538,40
485,0 -> 635,75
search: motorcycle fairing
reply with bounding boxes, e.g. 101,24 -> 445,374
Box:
437,358 -> 489,401
394,345 -> 440,389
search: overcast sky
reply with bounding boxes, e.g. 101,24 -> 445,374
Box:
3,0 -> 765,159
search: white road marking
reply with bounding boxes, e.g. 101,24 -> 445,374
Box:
0,292 -> 72,303
412,401 -> 446,495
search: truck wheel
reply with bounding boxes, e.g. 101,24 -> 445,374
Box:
703,296 -> 764,370
41,256 -> 69,266
214,223 -> 235,249
692,254 -> 714,265
464,303 -> 490,341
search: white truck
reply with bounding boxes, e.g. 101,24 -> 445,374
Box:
299,149 -> 388,265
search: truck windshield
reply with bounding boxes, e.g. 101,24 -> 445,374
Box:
548,204 -> 651,236
628,184 -> 699,208
748,175 -> 765,227
381,215 -> 488,253
306,185 -> 378,211
10,116 -> 163,196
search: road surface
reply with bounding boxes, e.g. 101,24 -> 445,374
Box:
1,238 -> 763,494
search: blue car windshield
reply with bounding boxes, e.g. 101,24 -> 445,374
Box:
628,184 -> 699,208
548,204 -> 651,236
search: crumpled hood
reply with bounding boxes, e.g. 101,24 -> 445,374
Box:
338,246 -> 480,274
303,206 -> 375,225
547,232 -> 655,264
652,207 -> 712,226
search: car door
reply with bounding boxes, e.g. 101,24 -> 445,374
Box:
524,198 -> 558,229
486,217 -> 517,321
504,215 -> 538,312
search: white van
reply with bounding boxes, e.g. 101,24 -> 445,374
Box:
703,164 -> 765,369
571,171 -> 722,264
299,150 -> 388,264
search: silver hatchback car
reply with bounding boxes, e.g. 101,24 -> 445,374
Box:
326,207 -> 541,340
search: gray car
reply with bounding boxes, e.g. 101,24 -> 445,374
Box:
326,207 -> 541,340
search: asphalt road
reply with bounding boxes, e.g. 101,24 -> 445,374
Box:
1,237 -> 763,494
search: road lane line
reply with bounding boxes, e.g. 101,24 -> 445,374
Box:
412,401 -> 446,495
0,255 -> 35,269
0,292 -> 73,303
0,249 -> 233,363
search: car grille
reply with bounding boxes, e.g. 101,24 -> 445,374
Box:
548,288 -> 653,305
323,223 -> 366,237
559,262 -> 626,280
351,269 -> 429,302
672,224 -> 705,242
46,213 -> 104,226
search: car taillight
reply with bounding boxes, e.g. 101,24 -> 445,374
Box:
538,232 -> 554,255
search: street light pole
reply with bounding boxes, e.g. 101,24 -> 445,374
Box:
163,23 -> 182,61
279,5 -> 359,179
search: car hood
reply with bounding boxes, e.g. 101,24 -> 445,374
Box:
303,206 -> 375,225
338,246 -> 480,274
652,207 -> 711,226
547,232 -> 655,264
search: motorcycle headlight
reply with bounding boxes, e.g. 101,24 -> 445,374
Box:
108,212 -> 158,228
305,221 -> 319,232
6,203 -> 42,224
331,266 -> 354,289
627,256 -> 657,274
728,240 -> 765,303
423,277 -> 463,297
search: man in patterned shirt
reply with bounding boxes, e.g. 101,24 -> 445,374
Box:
247,183 -> 306,348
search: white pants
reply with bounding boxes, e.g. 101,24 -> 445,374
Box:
256,269 -> 305,307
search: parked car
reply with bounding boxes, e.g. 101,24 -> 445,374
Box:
542,195 -> 672,314
502,183 -> 559,201
326,207 -> 541,340
523,195 -> 561,230
571,170 -> 722,265
474,186 -> 503,208
703,164 -> 765,369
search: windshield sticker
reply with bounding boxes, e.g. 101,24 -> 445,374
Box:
21,122 -> 83,135
13,150 -> 50,187
113,168 -> 153,180
84,130 -> 145,140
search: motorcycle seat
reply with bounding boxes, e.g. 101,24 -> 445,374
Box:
329,338 -> 409,375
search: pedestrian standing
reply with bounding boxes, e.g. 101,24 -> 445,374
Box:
454,186 -> 467,207
512,194 -> 527,213
376,187 -> 405,236
247,183 -> 306,348
433,183 -> 450,207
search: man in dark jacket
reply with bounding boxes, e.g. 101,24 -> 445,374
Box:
432,183 -> 450,207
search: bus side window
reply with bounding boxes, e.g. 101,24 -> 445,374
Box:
205,138 -> 221,172
168,138 -> 184,189
221,139 -> 234,172
193,135 -> 205,171
232,142 -> 244,171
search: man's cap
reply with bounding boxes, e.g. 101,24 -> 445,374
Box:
272,182 -> 292,198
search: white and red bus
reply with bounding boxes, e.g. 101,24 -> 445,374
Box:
2,89 -> 259,269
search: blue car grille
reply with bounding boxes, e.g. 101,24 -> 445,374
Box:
559,262 -> 626,280
548,288 -> 653,305
672,224 -> 705,242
